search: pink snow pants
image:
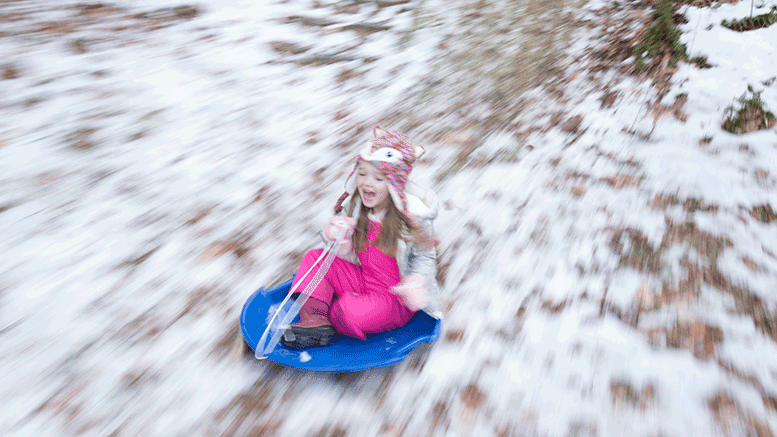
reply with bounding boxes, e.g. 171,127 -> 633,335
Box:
291,248 -> 415,340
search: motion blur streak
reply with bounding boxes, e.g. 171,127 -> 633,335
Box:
2,0 -> 777,436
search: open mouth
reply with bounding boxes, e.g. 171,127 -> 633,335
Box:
361,188 -> 376,203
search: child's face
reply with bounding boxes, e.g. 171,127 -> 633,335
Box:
356,161 -> 390,212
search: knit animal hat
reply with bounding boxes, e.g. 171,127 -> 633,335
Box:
335,126 -> 426,221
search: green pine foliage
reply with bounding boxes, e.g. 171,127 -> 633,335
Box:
690,55 -> 712,69
632,0 -> 688,72
722,89 -> 776,134
722,8 -> 777,32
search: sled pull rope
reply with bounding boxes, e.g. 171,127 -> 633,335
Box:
255,225 -> 348,359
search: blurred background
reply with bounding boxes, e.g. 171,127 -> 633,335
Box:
2,0 -> 777,436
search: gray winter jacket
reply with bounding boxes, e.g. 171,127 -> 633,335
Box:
323,182 -> 443,319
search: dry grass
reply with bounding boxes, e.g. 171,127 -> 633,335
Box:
0,3 -> 202,39
709,391 -> 775,437
610,379 -> 657,410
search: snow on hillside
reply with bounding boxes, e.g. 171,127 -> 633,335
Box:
1,0 -> 776,436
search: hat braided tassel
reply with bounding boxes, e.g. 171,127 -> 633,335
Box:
334,191 -> 349,214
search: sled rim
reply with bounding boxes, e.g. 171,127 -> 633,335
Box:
240,279 -> 441,372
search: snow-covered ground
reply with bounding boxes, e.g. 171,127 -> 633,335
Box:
1,0 -> 776,436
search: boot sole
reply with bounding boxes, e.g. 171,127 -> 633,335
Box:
281,325 -> 338,350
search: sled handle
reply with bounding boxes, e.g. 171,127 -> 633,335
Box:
255,226 -> 348,358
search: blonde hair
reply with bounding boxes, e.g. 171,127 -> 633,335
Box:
348,194 -> 432,257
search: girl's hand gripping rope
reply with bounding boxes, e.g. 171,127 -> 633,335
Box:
392,273 -> 427,312
324,216 -> 356,257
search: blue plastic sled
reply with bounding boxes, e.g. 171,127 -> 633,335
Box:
240,277 -> 442,372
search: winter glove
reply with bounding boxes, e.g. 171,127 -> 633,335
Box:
324,216 -> 356,242
392,273 -> 427,311
323,216 -> 356,258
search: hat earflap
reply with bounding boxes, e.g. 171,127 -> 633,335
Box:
386,183 -> 405,215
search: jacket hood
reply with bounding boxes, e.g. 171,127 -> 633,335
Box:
404,182 -> 439,221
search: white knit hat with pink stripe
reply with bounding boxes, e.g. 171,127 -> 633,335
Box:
334,126 -> 426,224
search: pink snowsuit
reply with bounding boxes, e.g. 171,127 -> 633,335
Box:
290,220 -> 416,339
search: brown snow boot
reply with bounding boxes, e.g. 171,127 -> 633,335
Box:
281,298 -> 337,350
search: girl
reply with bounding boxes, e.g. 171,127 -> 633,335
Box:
281,126 -> 442,350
